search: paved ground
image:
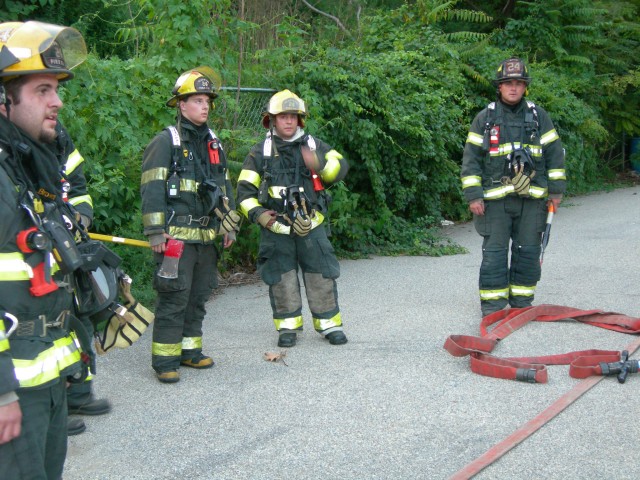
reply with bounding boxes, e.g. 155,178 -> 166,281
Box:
65,185 -> 640,480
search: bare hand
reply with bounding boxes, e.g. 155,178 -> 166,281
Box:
0,401 -> 22,444
223,232 -> 235,249
549,196 -> 562,210
300,146 -> 320,171
151,233 -> 173,254
469,199 -> 485,216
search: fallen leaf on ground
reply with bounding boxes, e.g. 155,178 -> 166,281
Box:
263,351 -> 288,366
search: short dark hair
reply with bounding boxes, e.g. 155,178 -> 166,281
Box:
2,75 -> 29,105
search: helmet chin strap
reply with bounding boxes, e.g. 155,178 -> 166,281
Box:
0,84 -> 11,120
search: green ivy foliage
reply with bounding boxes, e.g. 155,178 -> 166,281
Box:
5,0 -> 638,285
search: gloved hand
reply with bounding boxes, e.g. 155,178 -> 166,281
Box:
511,164 -> 535,196
292,214 -> 312,236
214,197 -> 240,234
257,210 -> 277,229
216,209 -> 240,234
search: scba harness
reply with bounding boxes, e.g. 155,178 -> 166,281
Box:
483,101 -> 539,196
258,133 -> 329,237
165,126 -> 239,235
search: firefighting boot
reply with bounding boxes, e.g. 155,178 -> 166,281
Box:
156,369 -> 180,383
68,396 -> 112,416
278,332 -> 297,348
180,352 -> 214,369
67,418 -> 86,436
325,331 -> 348,345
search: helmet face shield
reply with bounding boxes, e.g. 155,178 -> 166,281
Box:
262,89 -> 307,128
166,66 -> 220,107
0,21 -> 87,81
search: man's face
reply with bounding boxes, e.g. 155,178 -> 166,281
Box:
498,80 -> 527,105
273,113 -> 298,140
3,74 -> 62,143
180,94 -> 210,126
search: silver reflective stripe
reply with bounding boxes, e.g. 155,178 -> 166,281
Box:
307,135 -> 316,151
167,126 -> 181,147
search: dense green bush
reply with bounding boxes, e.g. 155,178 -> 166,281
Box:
4,0 -> 638,304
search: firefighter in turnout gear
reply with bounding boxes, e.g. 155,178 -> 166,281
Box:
0,21 -> 88,478
141,67 -> 239,383
460,58 -> 566,317
51,121 -> 112,435
237,89 -> 349,348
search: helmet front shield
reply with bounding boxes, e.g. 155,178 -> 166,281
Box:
0,21 -> 87,80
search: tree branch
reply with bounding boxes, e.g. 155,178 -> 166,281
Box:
301,0 -> 351,36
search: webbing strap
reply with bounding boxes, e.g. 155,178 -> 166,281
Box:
443,304 -> 640,383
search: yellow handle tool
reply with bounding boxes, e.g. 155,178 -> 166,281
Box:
88,233 -> 150,248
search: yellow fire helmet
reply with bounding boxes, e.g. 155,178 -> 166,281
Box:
0,21 -> 87,81
262,89 -> 307,129
166,66 -> 221,107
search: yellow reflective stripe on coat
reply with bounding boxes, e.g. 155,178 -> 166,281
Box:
167,226 -> 217,242
466,131 -> 483,146
0,319 -> 9,352
0,252 -> 32,281
274,315 -> 304,331
12,336 -> 81,388
528,186 -> 547,198
479,288 -> 509,300
548,169 -> 566,180
141,167 -> 168,185
64,149 -> 84,174
461,175 -> 481,189
269,186 -> 286,198
68,193 -> 93,208
0,252 -> 60,281
152,342 -> 182,357
269,211 -> 325,236
182,337 -> 202,350
510,284 -> 536,297
319,150 -> 342,182
540,129 -> 559,145
238,169 -> 261,189
181,179 -> 198,193
239,197 -> 261,218
313,312 -> 343,332
143,212 -> 165,228
483,184 -> 547,200
483,184 -> 514,200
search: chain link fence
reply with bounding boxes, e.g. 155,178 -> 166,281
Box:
217,87 -> 276,132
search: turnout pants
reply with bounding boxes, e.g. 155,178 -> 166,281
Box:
473,196 -> 547,314
151,243 -> 218,372
0,381 -> 68,480
257,225 -> 344,336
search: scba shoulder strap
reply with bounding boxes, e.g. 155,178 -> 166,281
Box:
483,101 -> 540,150
262,133 -> 316,158
166,125 -> 225,168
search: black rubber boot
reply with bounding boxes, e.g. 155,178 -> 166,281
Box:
68,396 -> 112,416
67,417 -> 86,436
278,332 -> 297,347
326,331 -> 348,345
